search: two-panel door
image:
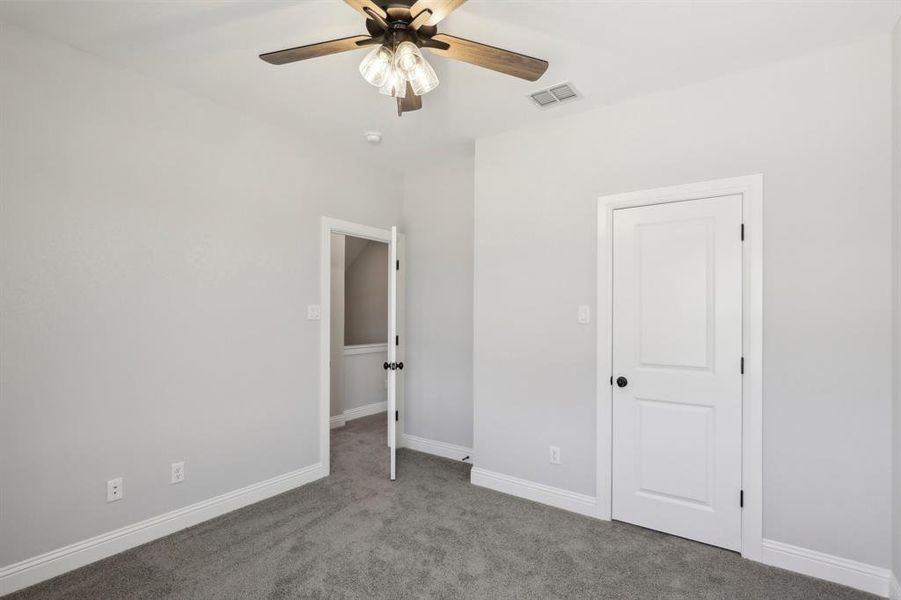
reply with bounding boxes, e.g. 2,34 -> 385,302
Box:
611,195 -> 743,551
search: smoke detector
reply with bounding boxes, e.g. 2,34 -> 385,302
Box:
364,131 -> 383,144
528,82 -> 581,109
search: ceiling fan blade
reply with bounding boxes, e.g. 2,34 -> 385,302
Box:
408,9 -> 433,31
363,7 -> 390,31
426,34 -> 548,82
409,0 -> 467,27
398,82 -> 423,116
343,0 -> 388,20
260,35 -> 371,65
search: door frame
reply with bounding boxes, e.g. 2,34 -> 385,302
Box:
319,217 -> 403,476
595,175 -> 763,561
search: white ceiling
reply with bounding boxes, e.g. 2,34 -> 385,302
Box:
1,1 -> 898,172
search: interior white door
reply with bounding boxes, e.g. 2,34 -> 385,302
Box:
387,226 -> 398,481
611,195 -> 743,551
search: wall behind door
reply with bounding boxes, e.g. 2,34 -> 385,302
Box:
345,241 -> 388,346
473,36 -> 892,568
401,149 -> 475,449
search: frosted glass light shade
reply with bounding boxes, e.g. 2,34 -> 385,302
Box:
379,67 -> 407,98
408,58 -> 439,96
394,41 -> 423,76
359,45 -> 394,87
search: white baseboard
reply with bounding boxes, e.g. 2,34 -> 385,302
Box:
889,573 -> 900,600
328,402 -> 385,429
761,539 -> 893,597
470,467 -> 596,518
0,462 -> 328,597
401,434 -> 472,462
343,401 -> 387,422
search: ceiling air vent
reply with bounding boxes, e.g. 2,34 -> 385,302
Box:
529,82 -> 580,109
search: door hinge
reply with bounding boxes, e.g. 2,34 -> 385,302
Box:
395,410 -> 399,422
396,259 -> 400,270
741,224 -> 745,241
740,489 -> 744,508
396,335 -> 399,346
740,357 -> 744,375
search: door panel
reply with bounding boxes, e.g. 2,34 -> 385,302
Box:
637,218 -> 713,369
612,195 -> 742,551
636,399 -> 713,505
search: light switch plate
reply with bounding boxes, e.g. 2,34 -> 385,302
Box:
549,446 -> 561,464
306,305 -> 321,320
578,305 -> 590,324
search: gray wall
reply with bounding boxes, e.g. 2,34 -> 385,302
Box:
402,150 -> 475,448
0,23 -> 402,567
344,241 -> 388,346
893,16 -> 901,585
473,37 -> 892,568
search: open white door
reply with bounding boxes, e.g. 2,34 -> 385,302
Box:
386,226 -> 404,480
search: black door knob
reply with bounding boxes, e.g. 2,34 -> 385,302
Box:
397,362 -> 404,370
616,376 -> 628,388
383,362 -> 390,371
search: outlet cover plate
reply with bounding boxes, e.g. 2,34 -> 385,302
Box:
106,477 -> 123,502
171,461 -> 185,484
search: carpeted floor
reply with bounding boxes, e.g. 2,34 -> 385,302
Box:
8,414 -> 876,600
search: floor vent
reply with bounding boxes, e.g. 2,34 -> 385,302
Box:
529,82 -> 581,109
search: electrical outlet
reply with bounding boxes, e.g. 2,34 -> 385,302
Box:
171,461 -> 185,484
549,446 -> 561,465
106,477 -> 123,502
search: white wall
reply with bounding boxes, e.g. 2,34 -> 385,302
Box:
473,37 -> 893,568
401,150 -> 475,449
892,16 -> 901,586
343,347 -> 388,412
0,23 -> 402,567
344,241 -> 388,346
330,234 -> 346,418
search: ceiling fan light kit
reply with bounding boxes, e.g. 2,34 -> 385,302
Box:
359,44 -> 395,87
260,0 -> 549,117
379,66 -> 408,98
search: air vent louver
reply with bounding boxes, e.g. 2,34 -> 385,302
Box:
528,82 -> 581,109
530,90 -> 558,107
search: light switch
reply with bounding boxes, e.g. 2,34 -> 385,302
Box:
578,305 -> 590,324
307,305 -> 321,320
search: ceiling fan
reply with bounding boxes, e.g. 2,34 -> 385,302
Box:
260,0 -> 549,116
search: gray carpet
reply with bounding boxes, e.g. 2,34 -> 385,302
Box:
8,414 -> 876,599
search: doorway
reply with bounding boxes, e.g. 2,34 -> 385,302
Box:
320,218 -> 405,481
596,175 -> 763,560
329,233 -> 389,431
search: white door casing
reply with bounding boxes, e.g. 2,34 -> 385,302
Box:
611,195 -> 743,551
596,175 -> 763,561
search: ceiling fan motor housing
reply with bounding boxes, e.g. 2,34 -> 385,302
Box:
366,4 -> 440,49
